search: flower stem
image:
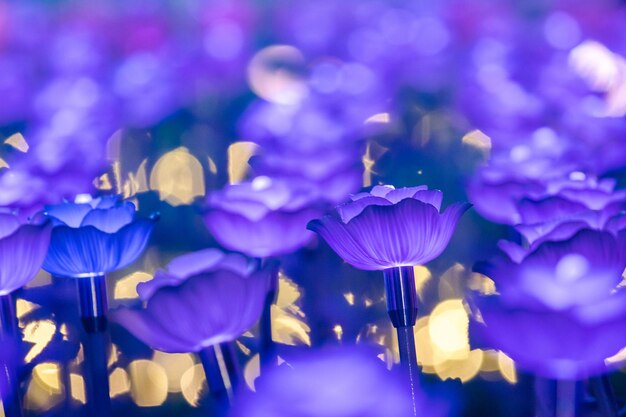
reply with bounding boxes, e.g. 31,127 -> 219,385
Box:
0,293 -> 23,417
76,275 -> 112,417
383,266 -> 419,417
219,342 -> 241,393
199,346 -> 231,415
260,261 -> 279,369
535,378 -> 581,417
589,375 -> 618,417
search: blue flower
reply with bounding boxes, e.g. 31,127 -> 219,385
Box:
0,212 -> 51,295
112,248 -> 269,353
308,185 -> 471,270
43,196 -> 156,278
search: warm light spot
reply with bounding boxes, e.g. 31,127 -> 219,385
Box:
413,265 -> 432,298
108,344 -> 120,368
498,352 -> 518,384
272,273 -> 310,346
227,141 -> 259,184
247,45 -> 308,105
152,351 -> 196,393
24,270 -> 52,289
438,263 -> 466,299
0,158 -> 8,169
23,320 -> 56,363
480,350 -> 501,372
434,349 -> 483,382
365,113 -> 391,124
32,363 -> 62,394
128,360 -> 168,407
207,156 -> 218,175
16,299 -> 39,319
606,346 -> 626,365
462,130 -> 492,156
363,143 -> 375,187
4,132 -> 29,152
94,173 -> 113,190
123,159 -> 149,199
109,367 -> 131,398
114,271 -> 153,300
180,363 -> 206,407
149,147 -> 205,206
414,317 -> 436,372
243,354 -> 260,391
429,299 -> 470,358
468,273 -> 497,295
333,324 -> 343,341
70,373 -> 86,404
343,292 -> 355,306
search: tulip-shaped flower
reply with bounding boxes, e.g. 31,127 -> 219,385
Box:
231,346 -> 447,417
308,184 -> 470,414
474,229 -> 626,380
203,176 -> 322,258
113,248 -> 270,409
0,212 -> 51,417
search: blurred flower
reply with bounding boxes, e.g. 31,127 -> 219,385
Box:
203,176 -> 323,258
231,345 -> 446,417
42,196 -> 156,278
112,248 -> 269,353
308,185 -> 470,270
474,229 -> 626,379
0,212 -> 51,295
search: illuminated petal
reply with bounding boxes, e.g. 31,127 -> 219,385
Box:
0,214 -> 20,239
0,223 -> 52,294
45,203 -> 92,227
80,202 -> 135,233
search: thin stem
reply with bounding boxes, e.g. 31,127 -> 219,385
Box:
0,293 -> 23,417
219,342 -> 241,393
76,275 -> 112,417
535,378 -> 581,417
199,346 -> 231,415
260,261 -> 279,369
589,375 -> 618,417
383,266 -> 419,417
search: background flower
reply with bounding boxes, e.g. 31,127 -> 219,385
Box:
112,249 -> 269,353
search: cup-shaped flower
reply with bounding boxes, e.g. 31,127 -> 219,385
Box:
112,249 -> 270,353
231,346 -> 446,417
474,229 -> 626,379
42,196 -> 156,278
0,213 -> 51,295
203,177 -> 323,258
307,185 -> 471,270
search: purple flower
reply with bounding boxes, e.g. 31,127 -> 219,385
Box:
42,196 -> 156,278
474,229 -> 626,379
308,185 -> 471,270
0,212 -> 51,295
112,248 -> 269,353
231,346 -> 445,417
203,177 -> 323,258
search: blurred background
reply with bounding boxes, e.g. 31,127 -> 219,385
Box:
3,0 -> 626,415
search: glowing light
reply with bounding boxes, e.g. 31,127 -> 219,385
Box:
114,271 -> 153,300
128,360 -> 168,407
272,273 -> 311,346
123,159 -> 149,199
4,132 -> 28,152
498,352 -> 518,384
207,156 -> 218,175
365,113 -> 391,124
333,324 -> 343,341
429,299 -> 470,357
228,141 -> 259,184
24,364 -> 63,411
149,147 -> 205,206
413,265 -> 432,298
343,292 -> 355,306
16,299 -> 39,319
152,351 -> 196,393
434,349 -> 483,382
23,320 -> 56,363
555,254 -> 589,283
180,363 -> 206,407
462,130 -> 492,155
468,273 -> 497,295
109,368 -> 131,398
247,45 -> 308,105
32,363 -> 62,394
243,353 -> 261,391
438,263 -> 467,299
70,373 -> 86,404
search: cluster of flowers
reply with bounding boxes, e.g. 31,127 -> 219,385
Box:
0,0 -> 256,209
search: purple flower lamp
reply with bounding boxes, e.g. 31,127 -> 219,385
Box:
308,184 -> 470,413
231,346 -> 447,417
474,229 -> 626,416
0,212 -> 51,417
42,195 -> 156,417
43,196 -> 157,330
203,176 -> 323,367
113,248 -> 270,410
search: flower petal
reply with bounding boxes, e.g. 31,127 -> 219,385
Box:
45,203 -> 92,227
166,248 -> 225,279
0,223 -> 52,294
0,213 -> 20,239
385,186 -> 431,204
80,202 -> 135,233
336,196 -> 392,223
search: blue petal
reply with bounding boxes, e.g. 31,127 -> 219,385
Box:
80,202 -> 135,233
0,213 -> 20,239
45,203 -> 92,227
